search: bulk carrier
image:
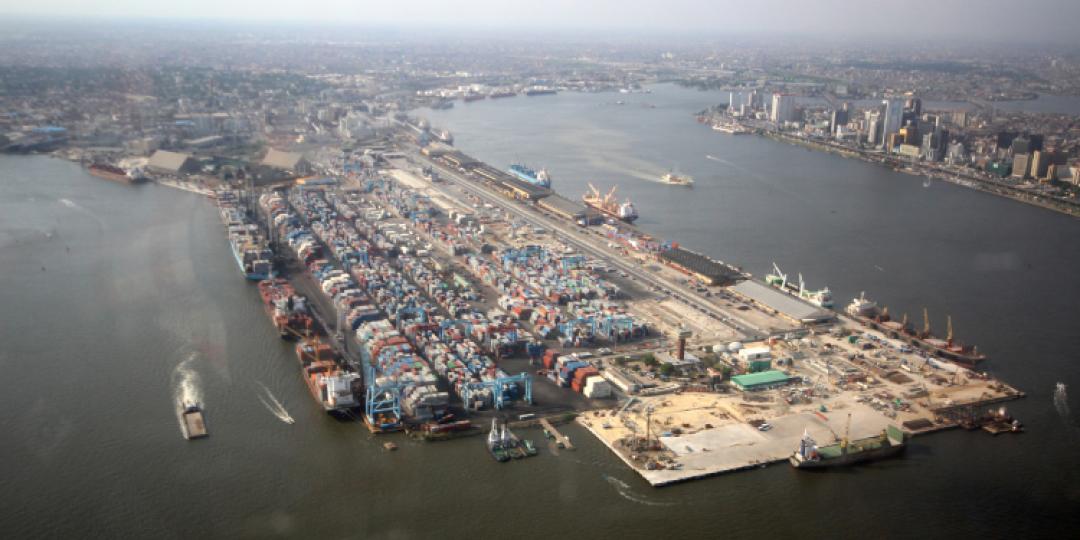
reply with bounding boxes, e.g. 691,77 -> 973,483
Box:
764,263 -> 833,308
845,292 -> 987,368
790,424 -> 906,469
583,183 -> 638,223
86,163 -> 147,185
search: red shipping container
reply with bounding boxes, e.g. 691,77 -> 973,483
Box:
573,367 -> 599,384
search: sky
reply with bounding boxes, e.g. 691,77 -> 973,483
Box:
3,0 -> 1080,42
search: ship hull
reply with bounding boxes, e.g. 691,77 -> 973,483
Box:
853,315 -> 986,367
88,165 -> 146,185
790,443 -> 904,468
584,201 -> 637,223
508,170 -> 551,188
231,239 -> 275,281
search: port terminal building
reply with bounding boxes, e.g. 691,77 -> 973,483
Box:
729,280 -> 834,324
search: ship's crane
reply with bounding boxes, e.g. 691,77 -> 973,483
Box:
840,412 -> 852,453
922,308 -> 931,338
946,315 -> 954,346
771,262 -> 788,289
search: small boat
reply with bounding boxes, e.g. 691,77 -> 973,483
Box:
487,419 -> 511,462
383,442 -> 398,451
660,172 -> 694,187
179,401 -> 208,440
523,439 -> 538,456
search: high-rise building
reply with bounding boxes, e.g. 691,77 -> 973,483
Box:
829,103 -> 850,137
771,93 -> 796,124
1012,153 -> 1031,179
946,141 -> 967,165
865,110 -> 881,145
1031,150 -> 1055,179
881,98 -> 905,152
1011,134 -> 1044,156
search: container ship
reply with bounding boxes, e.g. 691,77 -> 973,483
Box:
660,172 -> 693,187
489,90 -> 517,99
508,164 -> 552,188
583,183 -> 638,223
463,93 -> 487,102
219,204 -> 276,281
295,337 -> 363,416
845,292 -> 987,367
87,163 -> 147,184
257,279 -> 313,339
765,263 -> 833,308
791,424 -> 905,469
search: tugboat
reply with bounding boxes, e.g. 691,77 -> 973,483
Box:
660,171 -> 694,187
487,419 -> 511,462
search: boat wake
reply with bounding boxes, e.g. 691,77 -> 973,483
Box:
257,381 -> 295,424
1053,382 -> 1069,419
171,352 -> 203,429
602,474 -> 675,507
57,197 -> 106,230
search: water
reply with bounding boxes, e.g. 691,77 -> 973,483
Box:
2,83 -> 1080,537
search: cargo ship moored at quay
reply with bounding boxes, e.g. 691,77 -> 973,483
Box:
583,183 -> 638,223
508,164 -> 552,188
257,279 -> 314,339
217,194 -> 276,281
845,292 -> 987,367
790,424 -> 906,469
86,163 -> 147,184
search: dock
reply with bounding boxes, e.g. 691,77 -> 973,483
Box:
539,417 -> 574,450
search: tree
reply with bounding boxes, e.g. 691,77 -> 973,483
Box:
659,363 -> 675,377
642,353 -> 658,367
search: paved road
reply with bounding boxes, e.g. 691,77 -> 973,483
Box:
400,150 -> 769,340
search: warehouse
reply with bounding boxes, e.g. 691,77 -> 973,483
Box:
729,280 -> 834,324
441,150 -> 478,170
730,370 -> 793,391
147,150 -> 198,175
538,194 -> 587,221
659,247 -> 740,285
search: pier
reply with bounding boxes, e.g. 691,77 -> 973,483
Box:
539,417 -> 574,450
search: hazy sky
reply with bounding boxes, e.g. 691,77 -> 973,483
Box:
4,0 -> 1080,41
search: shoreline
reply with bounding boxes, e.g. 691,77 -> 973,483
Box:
742,127 -> 1080,219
